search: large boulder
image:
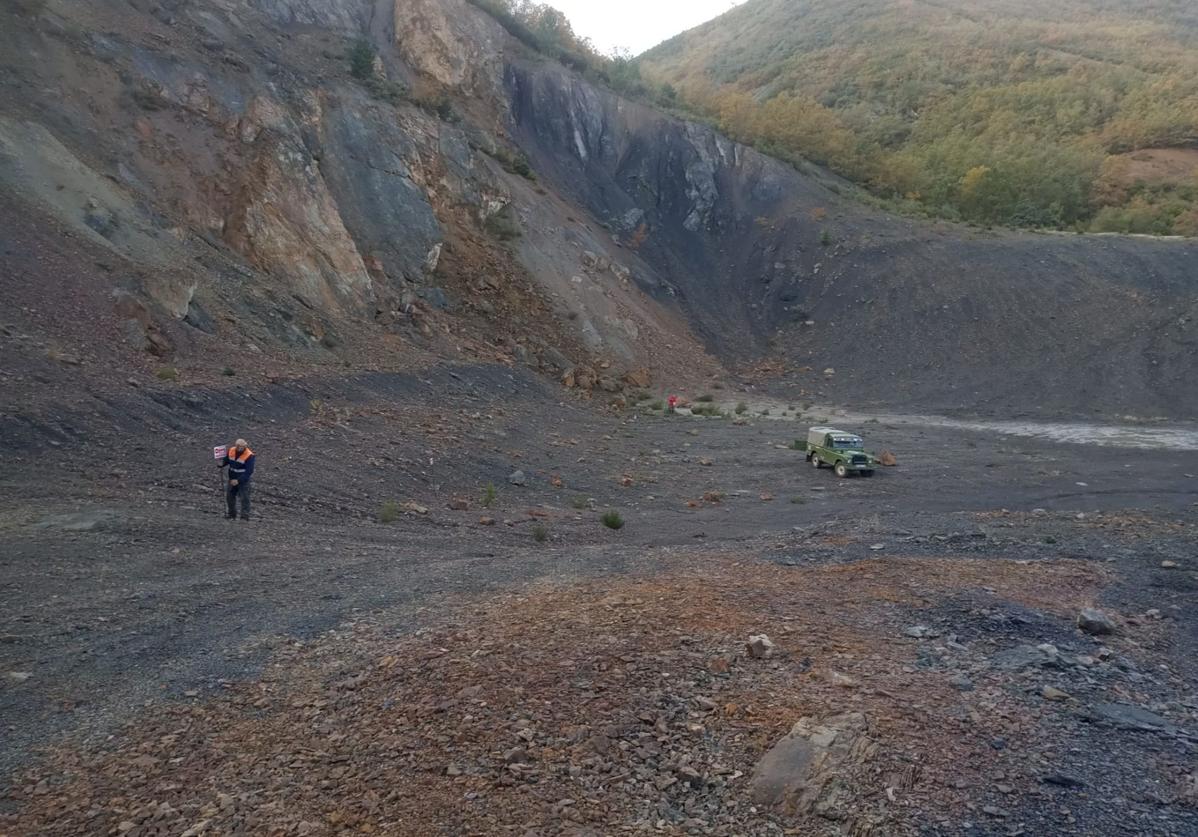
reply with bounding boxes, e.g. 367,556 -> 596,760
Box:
1078,607 -> 1117,636
750,713 -> 878,822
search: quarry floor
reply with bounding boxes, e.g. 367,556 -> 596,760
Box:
1,365 -> 1196,835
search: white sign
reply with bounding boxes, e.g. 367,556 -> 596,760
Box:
213,445 -> 228,461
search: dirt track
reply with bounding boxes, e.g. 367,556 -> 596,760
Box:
2,365 -> 1197,834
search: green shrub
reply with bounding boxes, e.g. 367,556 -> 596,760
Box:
348,40 -> 376,80
601,510 -> 624,530
485,206 -> 522,240
377,500 -> 401,524
571,495 -> 589,510
155,366 -> 178,381
735,402 -> 748,414
649,400 -> 664,411
482,482 -> 498,509
820,229 -> 832,246
487,146 -> 536,181
411,89 -> 457,121
532,523 -> 549,543
697,394 -> 715,402
362,77 -> 407,105
221,367 -> 236,377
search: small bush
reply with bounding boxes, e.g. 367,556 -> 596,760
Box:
363,77 -> 407,105
485,206 -> 522,241
820,229 -> 832,246
571,495 -> 589,510
155,366 -> 178,381
487,146 -> 536,181
411,89 -> 457,121
481,482 -> 498,509
632,391 -> 652,403
348,40 -> 376,80
532,523 -> 549,543
649,400 -> 664,411
221,367 -> 236,377
761,409 -> 771,416
377,500 -> 401,524
735,402 -> 748,414
601,510 -> 624,530
790,496 -> 806,504
696,394 -> 715,402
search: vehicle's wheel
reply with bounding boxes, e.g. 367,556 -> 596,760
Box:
811,455 -> 823,469
834,462 -> 849,478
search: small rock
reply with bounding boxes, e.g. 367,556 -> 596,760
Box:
746,634 -> 776,659
949,674 -> 974,692
478,516 -> 496,526
6,671 -> 32,683
402,501 -> 429,515
1086,702 -> 1172,731
1041,686 -> 1071,701
447,498 -> 469,511
1077,607 -> 1116,636
508,470 -> 526,486
708,657 -> 731,674
828,671 -> 857,688
878,450 -> 898,466
1041,772 -> 1085,788
504,747 -> 529,764
1160,560 -> 1179,569
903,625 -> 941,639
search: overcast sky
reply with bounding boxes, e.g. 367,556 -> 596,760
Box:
546,0 -> 746,55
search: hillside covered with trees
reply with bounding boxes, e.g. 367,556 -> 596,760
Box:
640,0 -> 1198,235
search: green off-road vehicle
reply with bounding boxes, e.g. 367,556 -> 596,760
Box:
804,427 -> 877,477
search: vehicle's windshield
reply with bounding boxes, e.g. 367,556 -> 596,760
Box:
832,437 -> 862,449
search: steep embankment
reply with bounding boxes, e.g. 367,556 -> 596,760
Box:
0,0 -> 716,437
0,0 -> 1194,427
500,58 -> 1198,418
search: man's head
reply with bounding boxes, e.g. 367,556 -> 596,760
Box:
234,438 -> 248,450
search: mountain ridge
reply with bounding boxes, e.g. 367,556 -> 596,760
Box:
640,0 -> 1198,235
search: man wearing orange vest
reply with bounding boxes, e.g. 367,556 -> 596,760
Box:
220,438 -> 256,520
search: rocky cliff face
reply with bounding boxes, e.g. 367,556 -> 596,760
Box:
500,57 -> 1198,416
0,0 -> 717,400
1,0 -> 1194,418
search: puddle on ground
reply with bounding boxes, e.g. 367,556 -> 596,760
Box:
837,413 -> 1198,451
669,399 -> 1198,451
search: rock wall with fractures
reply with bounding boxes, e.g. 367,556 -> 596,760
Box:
500,55 -> 1198,417
0,0 -> 1194,416
0,0 -> 718,388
